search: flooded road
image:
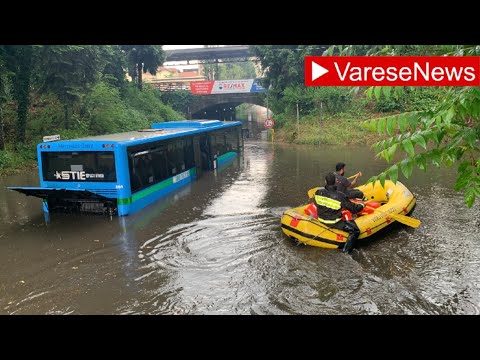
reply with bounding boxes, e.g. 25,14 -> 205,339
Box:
1,137 -> 479,314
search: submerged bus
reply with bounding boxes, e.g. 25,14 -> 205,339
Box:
9,120 -> 243,216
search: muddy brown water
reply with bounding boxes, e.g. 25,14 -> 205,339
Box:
1,137 -> 479,314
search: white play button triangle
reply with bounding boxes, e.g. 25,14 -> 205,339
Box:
312,61 -> 329,81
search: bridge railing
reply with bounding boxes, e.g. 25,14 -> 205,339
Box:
150,82 -> 191,91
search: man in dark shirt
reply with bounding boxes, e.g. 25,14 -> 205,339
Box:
334,162 -> 365,199
314,173 -> 365,254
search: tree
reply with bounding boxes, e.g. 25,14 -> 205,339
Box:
331,45 -> 480,208
217,61 -> 257,80
201,45 -> 220,81
36,45 -> 102,129
158,90 -> 194,116
0,47 -> 12,150
121,45 -> 164,91
99,45 -> 127,90
2,45 -> 34,144
249,45 -> 325,96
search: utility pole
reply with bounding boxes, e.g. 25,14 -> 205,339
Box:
296,103 -> 299,135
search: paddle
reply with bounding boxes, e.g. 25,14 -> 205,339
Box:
307,172 -> 361,198
365,206 -> 421,228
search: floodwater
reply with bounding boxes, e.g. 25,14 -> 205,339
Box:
1,124 -> 479,314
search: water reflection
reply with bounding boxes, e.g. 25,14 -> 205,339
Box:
1,141 -> 480,314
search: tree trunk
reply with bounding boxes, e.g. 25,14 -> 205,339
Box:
15,46 -> 33,145
137,62 -> 143,91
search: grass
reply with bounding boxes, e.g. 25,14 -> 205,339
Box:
0,145 -> 38,177
273,111 -> 387,145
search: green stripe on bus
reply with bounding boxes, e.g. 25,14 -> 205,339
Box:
217,152 -> 236,162
117,197 -> 131,205
132,178 -> 174,202
117,168 -> 196,206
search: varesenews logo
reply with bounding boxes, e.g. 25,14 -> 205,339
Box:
305,56 -> 480,86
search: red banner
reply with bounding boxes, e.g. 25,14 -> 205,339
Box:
190,81 -> 215,94
305,56 -> 480,86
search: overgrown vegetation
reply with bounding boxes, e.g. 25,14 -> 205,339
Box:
251,44 -> 479,207
0,45 -> 182,175
328,45 -> 480,208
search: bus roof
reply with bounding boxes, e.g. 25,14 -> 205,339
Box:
58,120 -> 241,146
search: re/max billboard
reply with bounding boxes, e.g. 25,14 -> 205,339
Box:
190,79 -> 267,94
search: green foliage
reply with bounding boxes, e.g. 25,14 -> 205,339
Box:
332,44 -> 480,207
0,50 -> 12,104
0,149 -> 15,168
280,85 -> 352,117
403,87 -> 444,112
0,45 -> 185,174
374,96 -> 404,112
158,90 -> 194,116
201,45 -> 220,80
35,45 -> 103,129
218,61 -> 257,80
0,144 -> 36,171
0,49 -> 13,150
84,82 -> 144,134
99,45 -> 127,90
27,93 -> 64,142
2,45 -> 34,144
123,84 -> 183,122
277,114 -> 371,145
249,45 -> 325,95
121,45 -> 164,90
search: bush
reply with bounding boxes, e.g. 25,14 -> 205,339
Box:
84,82 -> 131,134
281,86 -> 353,117
374,97 -> 404,112
122,84 -> 183,122
0,150 -> 14,169
404,87 -> 443,112
83,82 -> 181,135
311,87 -> 352,114
0,144 -> 37,172
28,94 -> 68,142
158,90 -> 194,116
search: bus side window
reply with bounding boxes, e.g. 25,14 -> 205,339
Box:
151,147 -> 168,183
129,156 -> 141,192
137,155 -> 153,186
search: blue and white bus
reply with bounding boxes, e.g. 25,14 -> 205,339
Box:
9,120 -> 243,216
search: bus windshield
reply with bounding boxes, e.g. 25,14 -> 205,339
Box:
41,151 -> 117,182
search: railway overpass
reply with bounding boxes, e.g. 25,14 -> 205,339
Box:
189,92 -> 264,119
164,46 -> 251,64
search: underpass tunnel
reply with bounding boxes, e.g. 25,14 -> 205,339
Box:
192,103 -> 241,121
192,102 -> 270,122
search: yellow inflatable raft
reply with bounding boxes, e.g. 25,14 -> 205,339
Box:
281,180 -> 417,249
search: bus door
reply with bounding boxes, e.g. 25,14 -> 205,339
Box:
193,136 -> 203,177
196,135 -> 212,172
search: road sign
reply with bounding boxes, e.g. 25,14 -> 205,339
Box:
264,118 -> 274,129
